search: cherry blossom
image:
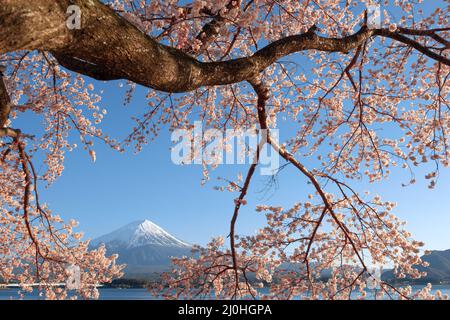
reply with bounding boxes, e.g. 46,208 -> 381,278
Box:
1,0 -> 449,300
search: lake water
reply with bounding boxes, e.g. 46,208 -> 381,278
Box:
2,285 -> 450,300
0,288 -> 155,300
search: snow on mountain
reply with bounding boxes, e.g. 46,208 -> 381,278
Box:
91,219 -> 190,249
90,220 -> 192,276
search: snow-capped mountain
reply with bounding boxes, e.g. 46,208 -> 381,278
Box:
90,220 -> 192,276
91,219 -> 190,249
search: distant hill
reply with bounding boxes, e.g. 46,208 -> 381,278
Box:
90,220 -> 192,278
383,249 -> 450,284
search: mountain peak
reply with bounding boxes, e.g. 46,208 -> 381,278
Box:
132,219 -> 163,231
91,219 -> 190,249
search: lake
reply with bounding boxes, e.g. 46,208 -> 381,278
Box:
2,285 -> 450,300
0,288 -> 155,300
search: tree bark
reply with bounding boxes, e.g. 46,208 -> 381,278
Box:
0,66 -> 11,128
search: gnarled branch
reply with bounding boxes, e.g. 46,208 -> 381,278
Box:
1,0 -> 448,94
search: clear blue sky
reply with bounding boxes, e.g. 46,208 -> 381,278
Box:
14,1 -> 450,251
16,78 -> 450,251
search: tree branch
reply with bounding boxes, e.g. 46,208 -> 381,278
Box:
0,65 -> 11,128
1,0 -> 448,94
0,65 -> 34,139
250,77 -> 368,271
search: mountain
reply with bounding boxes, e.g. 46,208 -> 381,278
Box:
382,249 -> 450,284
90,220 -> 192,277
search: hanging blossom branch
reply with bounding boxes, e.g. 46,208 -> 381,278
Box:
228,138 -> 264,299
0,65 -> 124,299
155,139 -> 265,300
246,75 -> 434,299
250,76 -> 367,286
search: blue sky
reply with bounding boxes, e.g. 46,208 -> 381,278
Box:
13,1 -> 450,251
21,77 -> 450,251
